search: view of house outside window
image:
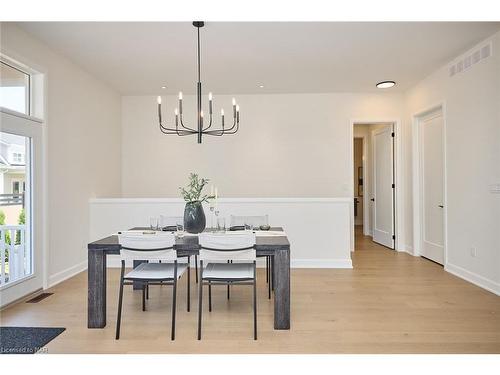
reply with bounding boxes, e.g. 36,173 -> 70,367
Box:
0,132 -> 28,284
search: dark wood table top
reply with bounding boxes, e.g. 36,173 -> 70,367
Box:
88,227 -> 290,253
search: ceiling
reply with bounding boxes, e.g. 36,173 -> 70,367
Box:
17,22 -> 500,95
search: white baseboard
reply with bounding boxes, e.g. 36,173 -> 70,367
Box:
401,244 -> 415,255
106,257 -> 352,269
48,260 -> 87,288
291,259 -> 353,268
445,262 -> 500,296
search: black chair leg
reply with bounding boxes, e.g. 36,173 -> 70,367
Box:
115,263 -> 125,340
271,256 -> 274,291
208,281 -> 212,312
266,256 -> 269,283
197,266 -> 203,340
195,255 -> 198,283
146,283 -> 149,299
253,262 -> 257,340
227,260 -> 231,299
142,283 -> 146,311
187,263 -> 190,312
171,278 -> 177,340
268,269 -> 271,299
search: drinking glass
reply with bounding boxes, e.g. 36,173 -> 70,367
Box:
244,220 -> 252,231
176,219 -> 185,238
149,217 -> 159,230
217,217 -> 226,233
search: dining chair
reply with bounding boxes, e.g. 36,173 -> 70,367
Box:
197,232 -> 257,340
116,232 -> 189,340
160,214 -> 199,283
230,214 -> 272,299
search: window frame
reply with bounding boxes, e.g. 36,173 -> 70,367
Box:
0,60 -> 31,116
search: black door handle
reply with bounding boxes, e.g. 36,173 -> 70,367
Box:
371,198 -> 375,202
438,205 -> 444,208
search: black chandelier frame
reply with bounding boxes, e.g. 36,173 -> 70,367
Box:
157,21 -> 240,144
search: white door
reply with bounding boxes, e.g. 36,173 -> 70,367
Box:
0,110 -> 44,307
372,126 -> 394,249
420,111 -> 444,264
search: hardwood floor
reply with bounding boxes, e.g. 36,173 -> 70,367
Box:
1,227 -> 499,353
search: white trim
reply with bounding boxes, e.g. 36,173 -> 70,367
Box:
0,274 -> 36,292
349,119 -> 404,252
89,197 -> 352,204
0,107 -> 43,123
412,102 -> 447,265
105,257 -> 352,269
445,263 -> 500,296
48,260 -> 87,288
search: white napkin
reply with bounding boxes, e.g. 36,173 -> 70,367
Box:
254,230 -> 286,237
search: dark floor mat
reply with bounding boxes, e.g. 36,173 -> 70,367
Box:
0,326 -> 65,354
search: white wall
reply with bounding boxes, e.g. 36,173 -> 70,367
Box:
0,23 -> 122,287
89,198 -> 352,268
122,93 -> 405,198
404,31 -> 500,294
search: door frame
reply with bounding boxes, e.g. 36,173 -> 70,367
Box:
353,135 -> 368,233
349,119 -> 404,252
0,109 -> 46,306
412,102 -> 448,264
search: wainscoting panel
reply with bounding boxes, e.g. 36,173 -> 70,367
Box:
89,198 -> 352,268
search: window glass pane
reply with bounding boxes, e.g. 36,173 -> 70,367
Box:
1,131 -> 31,285
0,62 -> 30,114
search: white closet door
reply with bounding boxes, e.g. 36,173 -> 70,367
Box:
421,112 -> 444,264
372,126 -> 394,249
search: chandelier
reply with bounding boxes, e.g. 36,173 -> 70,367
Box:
156,21 -> 240,144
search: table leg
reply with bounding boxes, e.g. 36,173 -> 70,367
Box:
273,249 -> 290,329
88,249 -> 107,328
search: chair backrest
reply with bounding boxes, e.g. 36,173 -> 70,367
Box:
160,215 -> 183,230
230,215 -> 269,229
118,232 -> 176,261
198,232 -> 256,262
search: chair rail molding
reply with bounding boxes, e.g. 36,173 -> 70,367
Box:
89,197 -> 353,269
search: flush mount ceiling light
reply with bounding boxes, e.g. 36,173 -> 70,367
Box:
376,80 -> 396,89
156,21 -> 240,144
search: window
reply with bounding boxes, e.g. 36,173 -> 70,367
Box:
12,181 -> 20,194
12,152 -> 23,163
0,61 -> 30,115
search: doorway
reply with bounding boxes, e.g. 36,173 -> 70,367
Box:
0,56 -> 45,307
413,106 -> 446,265
351,121 -> 401,252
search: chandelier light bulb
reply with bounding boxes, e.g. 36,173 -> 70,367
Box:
179,92 -> 183,100
232,98 -> 236,106
236,105 -> 240,112
174,108 -> 178,115
200,110 -> 204,118
157,96 -> 162,104
209,92 -> 213,101
221,109 -> 224,116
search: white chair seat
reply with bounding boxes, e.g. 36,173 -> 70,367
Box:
124,262 -> 187,280
203,262 -> 254,280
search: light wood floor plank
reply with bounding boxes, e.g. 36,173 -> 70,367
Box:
1,227 -> 499,353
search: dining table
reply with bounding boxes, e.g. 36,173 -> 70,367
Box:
87,227 -> 291,330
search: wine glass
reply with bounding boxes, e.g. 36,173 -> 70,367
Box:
176,219 -> 185,238
149,217 -> 159,230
